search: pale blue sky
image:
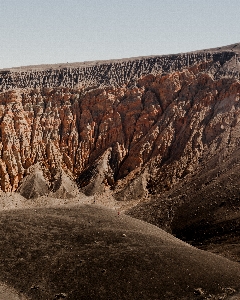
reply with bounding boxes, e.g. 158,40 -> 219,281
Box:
0,0 -> 239,68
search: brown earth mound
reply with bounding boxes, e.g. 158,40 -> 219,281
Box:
18,165 -> 50,199
50,169 -> 79,199
0,205 -> 239,300
18,165 -> 81,200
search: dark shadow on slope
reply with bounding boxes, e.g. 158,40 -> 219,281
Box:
127,148 -> 240,263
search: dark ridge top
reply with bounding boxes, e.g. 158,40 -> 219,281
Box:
1,42 -> 240,72
0,42 -> 239,91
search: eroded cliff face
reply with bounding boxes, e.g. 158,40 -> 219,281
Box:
0,53 -> 240,204
1,44 -> 240,92
0,43 -> 239,208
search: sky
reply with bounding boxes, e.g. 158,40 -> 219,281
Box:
0,0 -> 240,69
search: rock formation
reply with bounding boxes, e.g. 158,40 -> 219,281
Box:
0,43 -> 240,243
1,43 -> 240,92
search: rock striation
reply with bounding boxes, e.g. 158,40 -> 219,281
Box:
1,43 -> 240,92
1,43 -> 240,243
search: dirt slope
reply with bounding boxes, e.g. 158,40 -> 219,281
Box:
0,204 -> 239,300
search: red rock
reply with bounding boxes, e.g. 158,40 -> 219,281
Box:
0,48 -> 239,204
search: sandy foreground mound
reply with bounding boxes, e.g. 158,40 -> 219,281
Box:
0,204 -> 239,300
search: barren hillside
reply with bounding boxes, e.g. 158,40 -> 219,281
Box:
0,205 -> 239,300
1,43 -> 240,258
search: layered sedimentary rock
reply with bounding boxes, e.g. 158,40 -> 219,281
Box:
0,43 -> 240,241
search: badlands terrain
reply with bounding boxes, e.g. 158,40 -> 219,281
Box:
0,43 -> 240,299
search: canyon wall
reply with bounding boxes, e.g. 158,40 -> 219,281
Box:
0,43 -> 240,212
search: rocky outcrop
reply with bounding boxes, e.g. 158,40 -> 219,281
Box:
0,54 -> 239,199
0,40 -> 240,234
1,43 -> 240,92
